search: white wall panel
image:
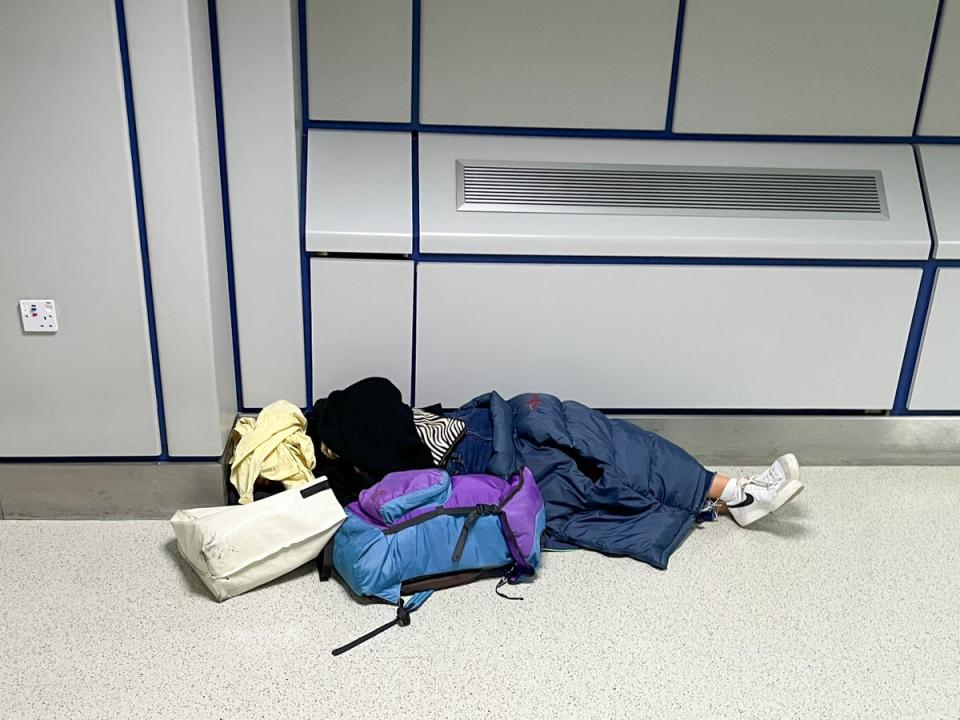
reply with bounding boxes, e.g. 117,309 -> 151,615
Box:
420,134 -> 930,259
311,259 -> 413,402
919,145 -> 960,260
910,269 -> 960,410
0,0 -> 161,456
674,0 -> 938,135
126,0 -> 237,456
416,264 -> 919,409
420,0 -> 678,129
306,0 -> 411,122
918,0 -> 960,135
306,130 -> 411,253
217,0 -> 306,407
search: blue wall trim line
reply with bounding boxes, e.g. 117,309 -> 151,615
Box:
409,0 -> 422,405
892,146 -> 943,414
664,0 -> 687,132
414,253 -> 927,268
893,260 -> 938,414
115,0 -> 169,457
215,404 -> 960,418
208,0 -> 245,412
896,409 -> 960,416
299,0 -> 310,120
298,0 -> 313,408
361,407 -> 959,417
304,119 -> 960,146
310,251 -> 412,260
410,132 -> 421,405
914,0 -> 947,136
411,0 -> 421,125
300,140 -> 313,408
915,145 -> 939,261
308,120 -> 413,132
0,455 -> 222,464
306,251 -> 960,268
579,409 -> 888,417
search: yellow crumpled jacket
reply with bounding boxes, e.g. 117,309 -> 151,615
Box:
229,400 -> 316,505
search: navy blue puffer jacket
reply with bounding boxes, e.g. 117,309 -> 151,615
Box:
444,392 -> 713,569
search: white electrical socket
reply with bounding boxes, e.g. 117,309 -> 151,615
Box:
20,299 -> 59,333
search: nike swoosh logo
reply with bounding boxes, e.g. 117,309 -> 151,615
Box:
728,492 -> 755,509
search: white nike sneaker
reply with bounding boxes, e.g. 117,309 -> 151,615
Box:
727,453 -> 804,527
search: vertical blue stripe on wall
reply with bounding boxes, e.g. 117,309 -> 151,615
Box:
893,262 -> 938,414
664,0 -> 687,132
409,0 -> 422,404
410,133 -> 420,406
411,0 -> 421,126
298,0 -> 314,408
913,0 -> 947,135
207,0 -> 245,413
893,146 -> 941,414
114,0 -> 169,457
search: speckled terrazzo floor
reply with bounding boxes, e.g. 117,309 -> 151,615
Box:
1,466 -> 958,720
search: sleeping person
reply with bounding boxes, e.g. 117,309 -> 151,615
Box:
305,377 -> 804,570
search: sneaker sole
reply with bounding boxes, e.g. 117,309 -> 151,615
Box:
733,479 -> 805,527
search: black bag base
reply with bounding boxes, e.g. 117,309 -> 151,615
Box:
400,566 -> 513,594
317,539 -> 511,597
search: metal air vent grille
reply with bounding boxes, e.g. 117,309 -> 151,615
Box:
456,160 -> 887,219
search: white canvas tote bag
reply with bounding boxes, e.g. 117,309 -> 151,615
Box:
170,478 -> 345,601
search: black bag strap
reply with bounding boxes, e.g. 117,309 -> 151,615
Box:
300,480 -> 331,498
331,592 -> 432,656
450,470 -> 530,566
451,504 -> 500,562
317,537 -> 334,582
495,576 -> 524,601
332,603 -> 411,657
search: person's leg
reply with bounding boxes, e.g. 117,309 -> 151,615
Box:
442,406 -> 495,476
708,474 -> 732,500
704,474 -> 733,515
